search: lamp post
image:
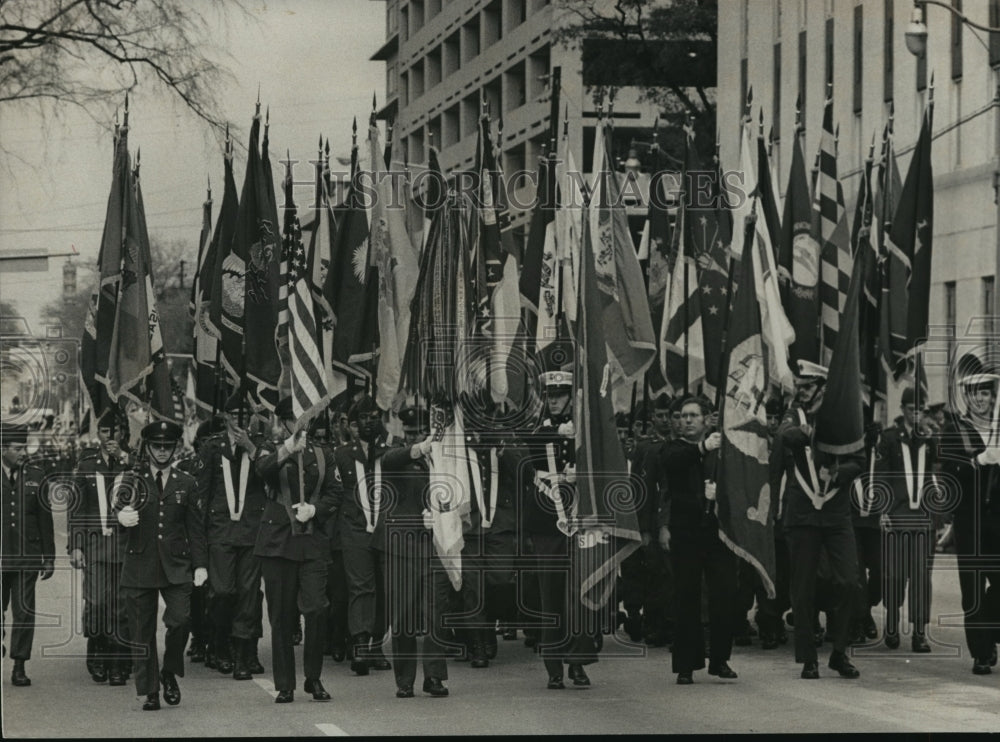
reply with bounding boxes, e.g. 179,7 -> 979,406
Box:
904,0 -> 1000,326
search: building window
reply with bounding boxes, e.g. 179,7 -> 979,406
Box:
884,0 -> 894,102
412,0 -> 425,34
504,60 -> 527,111
426,45 -> 442,89
825,17 -> 834,86
854,4 -> 863,114
951,0 -> 963,80
773,43 -> 781,141
799,30 -> 807,116
400,5 -> 408,42
506,0 -> 527,31
991,0 -> 1000,67
387,62 -> 397,98
484,0 -> 503,49
984,277 -> 996,333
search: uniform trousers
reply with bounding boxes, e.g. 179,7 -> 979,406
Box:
260,556 -> 327,691
342,541 -> 386,641
382,549 -> 450,688
456,529 -> 516,630
854,527 -> 883,612
619,542 -> 672,636
670,527 -> 736,674
954,515 -> 1000,662
883,525 -> 934,632
786,522 -> 859,664
83,558 -> 129,663
325,549 -> 349,650
124,583 -> 190,696
529,533 -> 598,677
1,569 -> 38,660
208,543 -> 262,643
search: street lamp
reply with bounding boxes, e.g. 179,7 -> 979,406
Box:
903,0 -> 1000,326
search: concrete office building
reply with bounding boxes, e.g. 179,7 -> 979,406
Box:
717,0 -> 997,402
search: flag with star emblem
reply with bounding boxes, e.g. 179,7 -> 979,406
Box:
886,101 -> 933,377
814,93 -> 853,367
588,120 -> 657,382
778,124 -> 821,366
280,180 -> 333,428
368,118 -> 418,409
716,202 -> 776,600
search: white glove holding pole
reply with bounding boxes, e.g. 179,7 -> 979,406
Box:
117,506 -> 139,528
703,432 -> 722,452
193,567 -> 208,587
704,480 -> 717,501
293,502 -> 316,522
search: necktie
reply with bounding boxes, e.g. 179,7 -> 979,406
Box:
156,471 -> 164,497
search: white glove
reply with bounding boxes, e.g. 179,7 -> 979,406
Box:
117,506 -> 139,528
704,480 -> 717,501
558,421 -> 575,438
193,567 -> 208,587
658,525 -> 671,552
976,447 -> 999,466
293,502 -> 316,523
704,432 -> 722,452
284,430 -> 307,454
69,547 -> 86,570
422,508 -> 434,530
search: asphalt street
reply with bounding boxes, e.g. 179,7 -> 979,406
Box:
2,510 -> 998,736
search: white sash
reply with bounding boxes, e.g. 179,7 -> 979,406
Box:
793,409 -> 838,511
470,448 -> 499,530
852,452 -> 877,517
535,442 -> 576,535
900,440 -> 927,511
222,453 -> 249,522
95,467 -> 113,537
355,458 -> 382,533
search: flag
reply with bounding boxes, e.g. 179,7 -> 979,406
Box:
207,141 -> 241,390
856,142 -> 885,409
716,208 -> 777,599
190,181 -> 217,413
757,127 -> 782,266
520,146 -> 555,354
778,127 -> 821,365
730,121 -> 796,390
887,103 -> 934,377
642,167 -> 673,397
588,120 -> 657,382
306,165 -> 336,370
324,140 -> 378,377
573,212 -> 641,610
876,121 -> 903,388
281,182 -> 333,428
368,119 -> 419,409
815,201 -> 870,455
814,94 -> 853,365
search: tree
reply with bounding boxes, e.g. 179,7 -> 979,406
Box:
554,0 -> 718,166
0,0 -> 248,132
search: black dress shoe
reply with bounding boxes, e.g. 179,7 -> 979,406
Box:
972,659 -> 992,675
760,634 -> 778,650
108,670 -> 127,686
547,675 -> 565,690
863,614 -> 878,640
142,693 -> 161,711
676,672 -> 693,685
160,670 -> 181,705
304,678 -> 331,701
351,657 -> 370,676
911,635 -> 931,653
275,689 -> 294,703
502,628 -> 517,641
990,646 -> 998,667
484,631 -> 498,660
90,665 -> 108,683
11,662 -> 31,687
248,646 -> 265,676
708,661 -> 738,679
331,644 -> 346,663
217,657 -> 234,675
885,633 -> 900,649
828,652 -> 860,679
396,686 -> 414,698
369,648 -> 392,671
204,652 -> 218,670
524,635 -> 538,648
422,677 -> 449,697
800,662 -> 820,679
567,663 -> 591,687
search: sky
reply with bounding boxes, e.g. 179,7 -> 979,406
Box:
0,0 -> 386,336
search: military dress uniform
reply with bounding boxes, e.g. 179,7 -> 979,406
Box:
848,422 -> 884,643
778,401 -> 864,676
116,424 -> 208,704
377,437 -> 452,696
197,430 -> 267,677
70,446 -> 131,683
876,416 -> 938,650
333,436 -> 393,673
937,374 -> 1000,673
2,440 -> 55,685
254,430 -> 340,699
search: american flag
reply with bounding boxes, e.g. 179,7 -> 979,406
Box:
815,92 -> 852,365
279,191 -> 332,428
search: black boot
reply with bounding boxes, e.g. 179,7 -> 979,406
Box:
11,659 -> 30,686
87,636 -> 108,682
216,636 -> 234,675
248,638 -> 265,675
351,633 -> 371,676
470,630 -> 490,668
233,638 -> 253,680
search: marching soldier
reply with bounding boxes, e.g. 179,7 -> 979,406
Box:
524,367 -> 598,690
2,423 -> 55,687
69,409 -> 131,686
378,405 -> 451,698
938,366 -> 1000,674
849,417 -> 884,645
333,395 -> 393,675
115,421 -> 207,710
778,361 -> 864,680
254,398 -> 340,703
311,416 -> 348,663
196,394 -> 268,680
757,397 -> 790,649
876,387 -> 938,652
656,397 -> 737,685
